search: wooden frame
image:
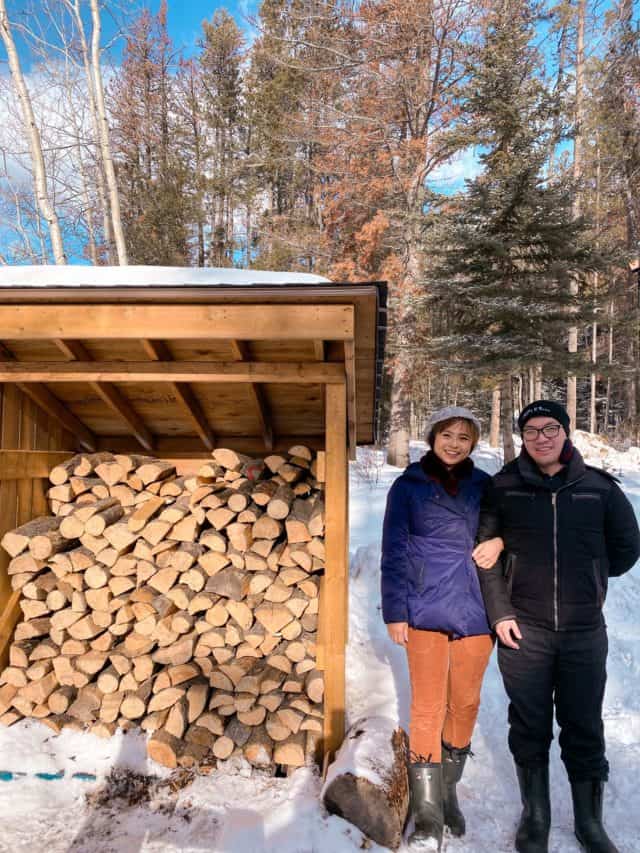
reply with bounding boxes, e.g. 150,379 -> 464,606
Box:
0,283 -> 384,760
319,383 -> 349,755
0,362 -> 347,384
0,304 -> 354,340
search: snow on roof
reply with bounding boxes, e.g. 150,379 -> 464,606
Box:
0,265 -> 331,288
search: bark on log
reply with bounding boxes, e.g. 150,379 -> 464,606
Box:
322,718 -> 409,850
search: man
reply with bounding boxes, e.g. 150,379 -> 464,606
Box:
476,400 -> 640,853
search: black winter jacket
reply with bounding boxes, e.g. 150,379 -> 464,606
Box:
477,448 -> 640,632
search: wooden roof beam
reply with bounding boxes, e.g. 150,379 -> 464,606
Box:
0,362 -> 346,384
229,340 -> 273,452
141,340 -> 215,451
0,342 -> 96,451
0,304 -> 355,340
53,339 -> 154,452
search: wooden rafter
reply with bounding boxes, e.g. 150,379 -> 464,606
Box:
0,304 -> 355,340
0,342 -> 96,451
229,340 -> 273,452
313,340 -> 325,361
0,362 -> 347,384
53,339 -> 154,452
141,340 -> 215,451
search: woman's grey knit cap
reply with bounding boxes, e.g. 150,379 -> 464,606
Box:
424,406 -> 482,442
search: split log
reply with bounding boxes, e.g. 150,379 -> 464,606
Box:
244,724 -> 273,767
266,485 -> 295,520
273,731 -> 306,767
147,729 -> 186,768
2,517 -> 62,558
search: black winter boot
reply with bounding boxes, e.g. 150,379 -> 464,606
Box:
441,742 -> 470,837
515,764 -> 551,853
408,762 -> 444,850
571,780 -> 619,852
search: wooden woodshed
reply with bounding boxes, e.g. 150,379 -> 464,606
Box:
0,266 -> 386,758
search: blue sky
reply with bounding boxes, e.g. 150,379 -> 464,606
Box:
2,0 -> 260,69
158,0 -> 259,51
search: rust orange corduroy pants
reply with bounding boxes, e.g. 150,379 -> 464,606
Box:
406,628 -> 494,763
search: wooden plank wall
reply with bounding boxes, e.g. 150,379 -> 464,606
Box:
0,384 -> 74,668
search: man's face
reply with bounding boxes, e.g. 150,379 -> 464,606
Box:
521,416 -> 566,467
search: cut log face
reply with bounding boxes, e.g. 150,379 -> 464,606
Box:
0,448 -> 326,774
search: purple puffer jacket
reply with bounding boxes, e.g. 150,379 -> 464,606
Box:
381,461 -> 491,638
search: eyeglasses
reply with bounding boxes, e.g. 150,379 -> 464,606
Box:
522,424 -> 562,441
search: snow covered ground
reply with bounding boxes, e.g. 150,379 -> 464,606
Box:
1,434 -> 639,853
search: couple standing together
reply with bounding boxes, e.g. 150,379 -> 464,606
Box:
381,400 -> 640,852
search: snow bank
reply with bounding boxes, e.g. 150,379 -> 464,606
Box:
1,433 -> 639,852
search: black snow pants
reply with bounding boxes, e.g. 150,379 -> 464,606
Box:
497,621 -> 609,782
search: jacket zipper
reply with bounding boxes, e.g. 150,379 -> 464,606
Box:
551,493 -> 559,630
551,474 -> 586,631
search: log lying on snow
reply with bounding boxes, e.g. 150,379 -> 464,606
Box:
0,446 -> 326,773
322,717 -> 409,851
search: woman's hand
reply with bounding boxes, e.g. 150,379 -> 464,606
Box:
387,622 -> 409,645
495,618 -> 522,649
472,537 -> 504,569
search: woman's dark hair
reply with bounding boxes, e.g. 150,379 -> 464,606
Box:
428,417 -> 480,451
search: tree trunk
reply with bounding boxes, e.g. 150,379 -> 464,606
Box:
385,362 -> 411,468
501,376 -> 516,463
490,386 -> 501,448
0,0 -> 66,263
70,0 -> 114,263
89,0 -> 128,265
567,0 -> 586,430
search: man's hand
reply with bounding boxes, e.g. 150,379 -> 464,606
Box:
496,619 -> 522,649
387,622 -> 409,645
473,537 -> 505,569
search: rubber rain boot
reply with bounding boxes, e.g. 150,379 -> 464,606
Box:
515,764 -> 551,853
571,780 -> 619,853
408,762 -> 444,850
441,741 -> 470,837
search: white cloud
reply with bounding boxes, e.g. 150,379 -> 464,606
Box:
428,146 -> 485,194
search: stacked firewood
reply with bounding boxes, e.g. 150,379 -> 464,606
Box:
0,447 -> 325,770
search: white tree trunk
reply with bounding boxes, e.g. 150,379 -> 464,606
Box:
66,0 -> 115,263
0,0 -> 66,263
89,0 -> 128,265
567,0 -> 586,428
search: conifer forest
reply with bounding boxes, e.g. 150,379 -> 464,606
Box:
0,0 -> 639,462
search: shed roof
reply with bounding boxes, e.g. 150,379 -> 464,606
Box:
0,265 -> 330,288
0,267 -> 386,458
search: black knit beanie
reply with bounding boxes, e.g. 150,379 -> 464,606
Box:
518,400 -> 571,436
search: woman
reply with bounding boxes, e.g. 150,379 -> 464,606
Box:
381,406 -> 502,849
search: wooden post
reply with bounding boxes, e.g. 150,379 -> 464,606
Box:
0,385 -> 19,669
320,381 -> 348,757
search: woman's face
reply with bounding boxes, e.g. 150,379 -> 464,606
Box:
433,419 -> 474,468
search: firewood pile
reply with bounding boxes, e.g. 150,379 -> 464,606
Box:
0,447 -> 325,771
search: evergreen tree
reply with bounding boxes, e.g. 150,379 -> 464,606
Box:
109,1 -> 190,265
427,0 -> 603,447
199,9 -> 244,266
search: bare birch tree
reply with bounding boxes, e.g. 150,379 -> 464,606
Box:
89,0 -> 127,264
0,0 -> 66,263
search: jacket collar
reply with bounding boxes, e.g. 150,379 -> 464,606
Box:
420,450 -> 474,496
516,445 -> 586,489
